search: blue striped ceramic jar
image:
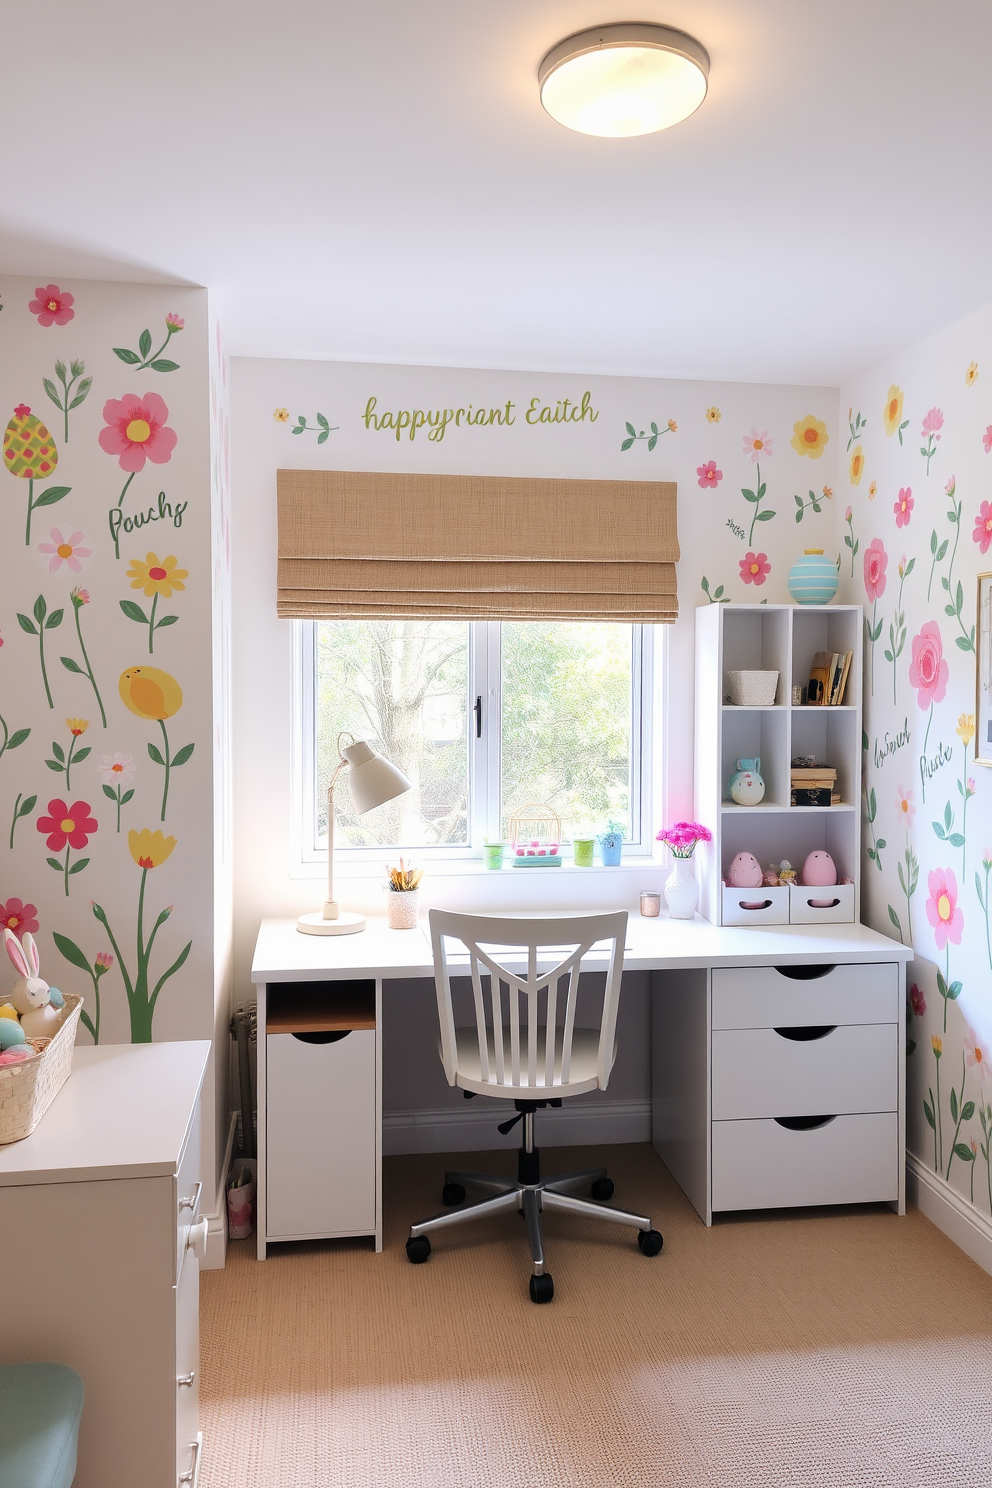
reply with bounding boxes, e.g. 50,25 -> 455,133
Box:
788,549 -> 839,605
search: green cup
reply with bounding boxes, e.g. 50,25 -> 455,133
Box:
573,838 -> 595,867
483,842 -> 505,870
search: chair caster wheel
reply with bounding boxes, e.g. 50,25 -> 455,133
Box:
591,1178 -> 614,1201
529,1272 -> 554,1304
637,1228 -> 663,1257
406,1236 -> 432,1264
442,1183 -> 465,1206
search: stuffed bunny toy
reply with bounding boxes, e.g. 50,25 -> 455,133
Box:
4,930 -> 63,1038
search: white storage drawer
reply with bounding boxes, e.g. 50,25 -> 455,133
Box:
266,1029 -> 376,1240
712,1024 -> 898,1120
789,882 -> 856,924
175,1103 -> 201,1283
712,1112 -> 899,1211
712,962 -> 899,1029
722,885 -> 789,927
175,1248 -> 199,1479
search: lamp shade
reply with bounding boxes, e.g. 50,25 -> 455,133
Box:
539,23 -> 709,138
341,740 -> 411,814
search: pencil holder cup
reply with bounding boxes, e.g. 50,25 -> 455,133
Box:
387,890 -> 420,929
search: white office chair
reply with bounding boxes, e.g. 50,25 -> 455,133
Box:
405,909 -> 663,1302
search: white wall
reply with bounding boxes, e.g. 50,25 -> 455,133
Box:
230,356 -> 840,1136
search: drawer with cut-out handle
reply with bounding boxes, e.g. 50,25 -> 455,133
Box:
789,882 -> 855,924
721,885 -> 790,926
712,962 -> 899,1029
712,1111 -> 899,1212
712,1023 -> 898,1120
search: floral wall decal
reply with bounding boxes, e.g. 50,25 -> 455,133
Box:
791,413 -> 829,459
291,410 -> 338,443
4,406 -> 71,543
794,486 -> 831,523
60,587 -> 107,727
921,406 -> 944,474
99,392 -> 178,557
98,753 -> 135,832
118,665 -> 192,819
847,408 -> 867,449
45,718 -> 90,793
705,406 -> 720,423
120,552 -> 187,653
883,384 -> 909,444
52,934 -> 112,1043
739,551 -> 771,586
113,314 -> 184,373
37,797 -> 98,896
696,460 -> 722,488
29,285 -> 75,328
863,536 -> 887,695
844,504 -> 860,575
621,417 -> 676,452
43,359 -> 92,444
16,594 -> 63,708
699,576 -> 729,603
37,526 -> 91,573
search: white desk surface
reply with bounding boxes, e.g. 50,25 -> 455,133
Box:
252,914 -> 911,984
0,1040 -> 210,1187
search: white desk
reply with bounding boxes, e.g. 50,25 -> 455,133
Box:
251,914 -> 912,1250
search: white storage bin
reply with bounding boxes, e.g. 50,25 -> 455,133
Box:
712,1111 -> 899,1212
789,881 -> 856,924
721,884 -> 790,926
712,1023 -> 899,1120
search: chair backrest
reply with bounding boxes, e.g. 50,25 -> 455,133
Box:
429,909 -> 628,1095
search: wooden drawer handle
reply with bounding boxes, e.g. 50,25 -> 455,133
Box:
774,1114 -> 837,1131
774,964 -> 835,981
773,1025 -> 837,1042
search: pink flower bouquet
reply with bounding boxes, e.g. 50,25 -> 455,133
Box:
656,821 -> 712,859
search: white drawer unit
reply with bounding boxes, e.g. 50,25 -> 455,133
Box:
721,885 -> 791,927
257,978 -> 382,1256
712,1024 -> 899,1120
711,962 -> 900,1029
788,881 -> 856,924
0,1042 -> 209,1488
712,1112 -> 900,1211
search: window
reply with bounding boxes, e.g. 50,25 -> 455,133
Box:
297,619 -> 653,860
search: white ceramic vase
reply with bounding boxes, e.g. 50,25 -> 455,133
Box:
387,889 -> 420,929
664,857 -> 698,920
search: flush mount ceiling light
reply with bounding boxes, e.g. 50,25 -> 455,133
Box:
539,22 -> 709,138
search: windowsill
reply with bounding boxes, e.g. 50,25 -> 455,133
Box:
291,855 -> 665,882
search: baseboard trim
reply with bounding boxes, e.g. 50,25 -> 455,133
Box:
382,1098 -> 651,1156
906,1151 -> 992,1278
201,1111 -> 238,1271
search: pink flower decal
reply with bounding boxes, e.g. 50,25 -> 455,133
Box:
909,983 -> 926,1018
165,313 -> 184,330
973,500 -> 992,554
863,537 -> 887,601
36,799 -> 98,852
921,407 -> 944,438
742,429 -> 773,462
0,898 -> 39,938
29,285 -> 75,327
983,425 -> 992,454
926,867 -> 963,950
893,487 -> 914,528
696,460 -> 723,489
98,392 -> 177,472
908,621 -> 948,710
739,551 -> 771,586
965,1028 -> 990,1082
37,526 -> 92,573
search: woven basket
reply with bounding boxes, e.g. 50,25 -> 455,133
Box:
0,993 -> 83,1144
726,669 -> 779,706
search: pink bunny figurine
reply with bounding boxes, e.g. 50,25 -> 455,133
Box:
4,930 -> 61,1039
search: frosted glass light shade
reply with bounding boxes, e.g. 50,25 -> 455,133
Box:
341,740 -> 411,814
539,24 -> 709,138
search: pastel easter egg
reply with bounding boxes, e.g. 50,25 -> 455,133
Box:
728,851 -> 763,888
0,1044 -> 34,1067
0,1019 -> 26,1051
0,1004 -> 18,1021
802,851 -> 837,887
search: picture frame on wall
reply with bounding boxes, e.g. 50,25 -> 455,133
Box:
977,573 -> 992,767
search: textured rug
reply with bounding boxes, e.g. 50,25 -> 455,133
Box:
199,1144 -> 992,1487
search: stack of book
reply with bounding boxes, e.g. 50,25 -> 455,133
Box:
805,650 -> 853,706
791,765 -> 839,807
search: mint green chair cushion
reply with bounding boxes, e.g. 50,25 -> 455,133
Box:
0,1364 -> 84,1488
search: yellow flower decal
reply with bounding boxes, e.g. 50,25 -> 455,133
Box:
957,713 -> 976,747
126,553 -> 188,599
868,480 -> 877,499
119,666 -> 183,721
931,1035 -> 942,1056
966,362 -> 978,386
273,408 -> 290,423
883,385 -> 904,436
791,414 -> 828,459
66,718 -> 88,736
128,828 -> 177,869
667,419 -> 678,433
822,486 -> 833,499
705,406 -> 720,423
849,446 -> 865,485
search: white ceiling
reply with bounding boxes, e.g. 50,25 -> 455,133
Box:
2,0 -> 991,385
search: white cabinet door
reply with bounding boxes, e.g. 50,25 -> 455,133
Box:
266,1031 -> 376,1240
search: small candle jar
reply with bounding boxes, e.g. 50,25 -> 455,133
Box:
639,890 -> 661,918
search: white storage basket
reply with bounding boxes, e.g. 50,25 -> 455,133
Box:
726,669 -> 780,706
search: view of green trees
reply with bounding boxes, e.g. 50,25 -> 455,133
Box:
313,619 -> 633,849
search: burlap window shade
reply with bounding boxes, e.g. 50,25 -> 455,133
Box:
277,469 -> 679,622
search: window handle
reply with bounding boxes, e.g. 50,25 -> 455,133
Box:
474,695 -> 483,738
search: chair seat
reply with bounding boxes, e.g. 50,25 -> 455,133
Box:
453,1025 -> 609,1097
0,1363 -> 84,1488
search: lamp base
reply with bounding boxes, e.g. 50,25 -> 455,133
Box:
296,910 -> 367,936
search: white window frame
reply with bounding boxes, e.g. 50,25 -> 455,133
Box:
293,618 -> 656,867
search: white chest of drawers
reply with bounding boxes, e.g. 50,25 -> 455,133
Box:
0,1041 -> 210,1488
652,961 -> 905,1224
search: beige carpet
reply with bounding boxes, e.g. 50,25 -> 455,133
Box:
199,1144 -> 992,1487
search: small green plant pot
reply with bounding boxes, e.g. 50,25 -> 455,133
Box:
483,843 -> 505,870
573,838 -> 595,867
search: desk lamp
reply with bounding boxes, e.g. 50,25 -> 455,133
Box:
297,733 -> 411,935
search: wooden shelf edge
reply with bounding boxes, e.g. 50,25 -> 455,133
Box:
268,1012 -> 376,1033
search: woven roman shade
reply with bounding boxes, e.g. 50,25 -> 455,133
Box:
277,469 -> 679,622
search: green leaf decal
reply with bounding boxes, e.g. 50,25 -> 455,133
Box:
119,600 -> 148,624
172,743 -> 195,767
114,347 -> 142,364
53,932 -> 93,974
34,485 -> 71,509
139,328 -> 152,359
149,360 -> 179,373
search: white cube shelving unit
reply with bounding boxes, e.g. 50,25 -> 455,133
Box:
694,603 -> 863,927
